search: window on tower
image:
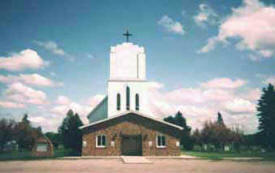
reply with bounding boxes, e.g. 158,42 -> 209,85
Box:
126,86 -> 130,110
117,93 -> 121,111
135,94 -> 139,111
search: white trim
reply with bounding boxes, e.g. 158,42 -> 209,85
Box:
156,134 -> 166,148
96,135 -> 106,148
80,111 -> 183,130
108,79 -> 147,82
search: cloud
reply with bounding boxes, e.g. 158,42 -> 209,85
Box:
224,98 -> 256,114
50,102 -> 91,124
34,41 -> 65,56
201,78 -> 246,89
0,100 -> 25,108
0,73 -> 63,87
87,94 -> 105,107
34,41 -> 74,61
158,15 -> 185,35
51,94 -> 105,124
199,0 -> 275,59
28,113 -> 63,132
56,95 -> 71,105
5,82 -> 48,105
147,77 -> 259,134
241,88 -> 261,101
263,75 -> 275,85
0,49 -> 48,71
194,4 -> 218,27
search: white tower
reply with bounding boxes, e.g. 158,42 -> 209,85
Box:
107,36 -> 149,117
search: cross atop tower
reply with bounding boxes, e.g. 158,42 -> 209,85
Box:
123,30 -> 132,42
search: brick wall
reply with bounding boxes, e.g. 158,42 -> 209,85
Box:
82,114 -> 181,156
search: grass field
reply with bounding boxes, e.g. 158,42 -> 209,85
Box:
0,148 -> 72,161
183,151 -> 275,161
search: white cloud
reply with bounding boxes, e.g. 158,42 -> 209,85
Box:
28,113 -> 63,132
241,88 -> 261,101
224,98 -> 256,114
0,49 -> 48,71
5,82 -> 48,105
34,41 -> 65,56
199,0 -> 275,59
0,73 -> 62,87
0,100 -> 25,108
87,94 -> 105,107
51,94 -> 105,124
34,41 -> 74,61
50,102 -> 91,124
194,4 -> 218,27
56,95 -> 71,105
263,75 -> 275,85
201,78 -> 247,89
158,15 -> 185,35
147,78 -> 259,134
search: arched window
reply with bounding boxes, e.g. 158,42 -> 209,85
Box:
126,86 -> 130,110
135,94 -> 139,111
116,93 -> 121,111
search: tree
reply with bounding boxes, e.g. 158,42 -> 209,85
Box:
58,110 -> 83,155
14,114 -> 42,151
164,111 -> 193,150
0,118 -> 16,152
192,129 -> 202,149
256,83 -> 275,149
45,132 -> 61,148
217,112 -> 224,126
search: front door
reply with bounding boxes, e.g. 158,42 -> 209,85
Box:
121,135 -> 142,156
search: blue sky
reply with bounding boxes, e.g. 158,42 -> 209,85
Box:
0,0 -> 275,133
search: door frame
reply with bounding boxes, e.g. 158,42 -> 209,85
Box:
121,134 -> 142,156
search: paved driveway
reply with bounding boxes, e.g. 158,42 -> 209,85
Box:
0,158 -> 274,173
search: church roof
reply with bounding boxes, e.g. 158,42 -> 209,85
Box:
80,111 -> 183,130
87,96 -> 108,119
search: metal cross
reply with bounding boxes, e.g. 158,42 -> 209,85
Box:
123,30 -> 132,42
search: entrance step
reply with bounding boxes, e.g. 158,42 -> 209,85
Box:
121,156 -> 152,164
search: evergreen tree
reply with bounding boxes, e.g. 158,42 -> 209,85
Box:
164,111 -> 193,150
217,112 -> 224,126
257,84 -> 275,149
15,114 -> 41,151
22,114 -> 30,125
59,110 -> 83,155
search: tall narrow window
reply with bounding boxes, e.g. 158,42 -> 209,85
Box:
126,86 -> 130,110
135,94 -> 139,111
117,93 -> 121,111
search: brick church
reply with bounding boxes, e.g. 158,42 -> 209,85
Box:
80,32 -> 183,156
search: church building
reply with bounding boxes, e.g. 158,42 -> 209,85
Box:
80,32 -> 183,156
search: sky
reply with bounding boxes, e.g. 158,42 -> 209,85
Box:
0,0 -> 275,133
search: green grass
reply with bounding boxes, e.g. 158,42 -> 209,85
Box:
183,151 -> 275,161
0,148 -> 72,161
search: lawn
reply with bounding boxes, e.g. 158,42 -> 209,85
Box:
0,148 -> 72,161
183,151 -> 275,161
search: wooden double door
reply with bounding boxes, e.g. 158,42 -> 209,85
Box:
121,135 -> 142,156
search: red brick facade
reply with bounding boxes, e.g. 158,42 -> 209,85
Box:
81,113 -> 182,156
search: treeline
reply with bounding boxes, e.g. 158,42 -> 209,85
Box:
0,114 -> 42,152
0,110 -> 83,156
164,83 -> 275,151
164,111 -> 244,151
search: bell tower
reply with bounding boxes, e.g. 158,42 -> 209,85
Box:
107,31 -> 149,117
